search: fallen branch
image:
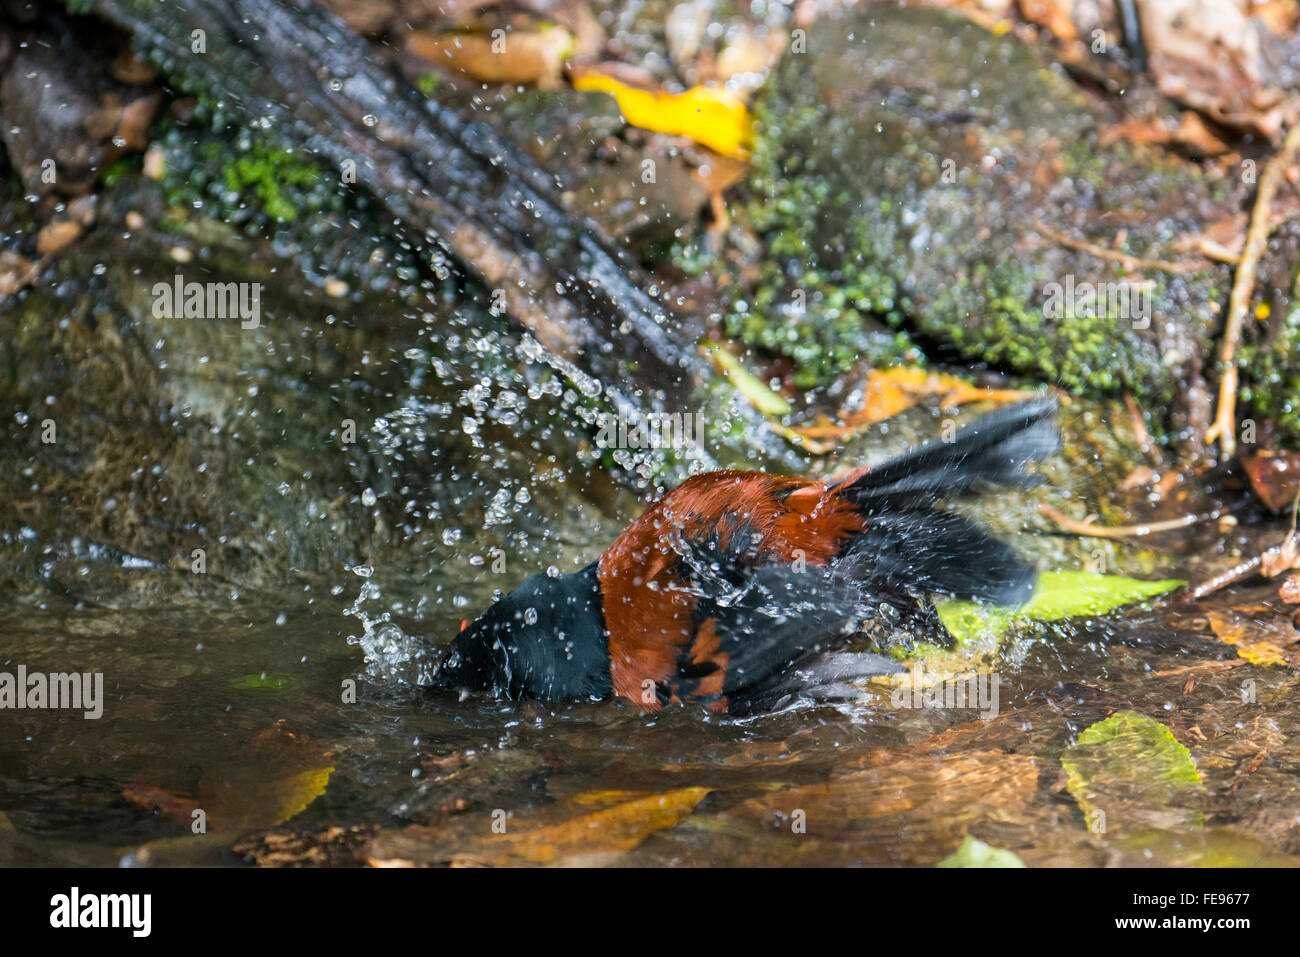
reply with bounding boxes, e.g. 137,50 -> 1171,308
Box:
1206,121 -> 1300,459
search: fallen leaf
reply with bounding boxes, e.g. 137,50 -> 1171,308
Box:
229,672 -> 295,690
1114,826 -> 1300,866
0,251 -> 39,297
124,722 -> 333,835
1138,0 -> 1286,139
36,221 -> 82,256
703,343 -> 790,415
1099,111 -> 1232,156
787,367 -> 1033,453
1018,0 -> 1078,42
717,750 -> 1038,865
368,787 -> 711,866
405,27 -> 574,88
1241,449 -> 1300,512
1205,608 -> 1295,666
936,834 -> 1026,868
936,570 -> 1186,644
572,69 -> 753,159
1260,535 -> 1300,579
1060,710 -> 1205,833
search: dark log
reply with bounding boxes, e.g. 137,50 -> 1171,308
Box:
75,0 -> 799,471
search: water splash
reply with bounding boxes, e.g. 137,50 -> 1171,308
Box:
343,563 -> 433,685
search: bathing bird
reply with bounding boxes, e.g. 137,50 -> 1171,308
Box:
432,396 -> 1058,714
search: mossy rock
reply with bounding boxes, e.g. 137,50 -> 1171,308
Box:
715,7 -> 1248,432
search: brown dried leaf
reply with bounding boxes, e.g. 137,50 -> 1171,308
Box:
1139,0 -> 1286,139
1018,0 -> 1078,42
788,367 -> 1033,452
368,787 -> 710,866
404,27 -> 573,88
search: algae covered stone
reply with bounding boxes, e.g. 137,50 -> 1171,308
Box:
718,7 -> 1243,430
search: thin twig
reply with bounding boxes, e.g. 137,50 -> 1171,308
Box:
1039,503 -> 1213,540
1183,525 -> 1299,604
1033,221 -> 1203,274
1182,553 -> 1265,602
1206,121 -> 1300,458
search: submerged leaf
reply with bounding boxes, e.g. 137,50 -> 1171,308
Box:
230,672 -> 294,690
1060,711 -> 1204,833
937,570 -> 1185,644
1115,827 -> 1300,867
368,787 -> 711,867
936,835 -> 1026,868
572,71 -> 753,158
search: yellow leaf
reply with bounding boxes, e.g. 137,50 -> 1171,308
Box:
572,71 -> 753,159
370,787 -> 712,867
789,367 -> 1034,452
1206,610 -> 1293,667
704,343 -> 791,415
477,787 -> 710,865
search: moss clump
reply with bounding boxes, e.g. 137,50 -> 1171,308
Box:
1240,299 -> 1300,436
221,142 -> 321,223
159,126 -> 339,228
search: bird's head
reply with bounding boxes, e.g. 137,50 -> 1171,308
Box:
432,562 -> 610,701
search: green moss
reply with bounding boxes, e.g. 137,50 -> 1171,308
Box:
417,72 -> 441,97
221,142 -> 320,223
158,126 -> 334,227
101,155 -> 137,190
1239,296 -> 1300,436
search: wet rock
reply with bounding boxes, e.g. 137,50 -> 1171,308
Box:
0,174 -> 627,596
0,22 -> 158,197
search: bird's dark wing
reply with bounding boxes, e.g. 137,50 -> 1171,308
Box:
658,529 -> 907,713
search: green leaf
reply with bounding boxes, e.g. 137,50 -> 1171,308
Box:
230,673 -> 294,690
1060,711 -> 1204,832
936,570 -> 1185,644
704,344 -> 791,416
936,835 -> 1026,868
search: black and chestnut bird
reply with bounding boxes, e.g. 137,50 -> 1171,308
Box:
432,397 -> 1059,714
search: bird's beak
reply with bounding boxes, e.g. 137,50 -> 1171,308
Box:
460,619 -> 468,632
